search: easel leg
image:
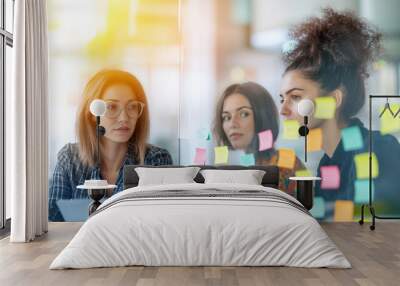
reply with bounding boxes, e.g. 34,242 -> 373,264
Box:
359,204 -> 365,225
369,205 -> 376,231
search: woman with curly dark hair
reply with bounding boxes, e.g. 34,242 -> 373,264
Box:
279,8 -> 400,219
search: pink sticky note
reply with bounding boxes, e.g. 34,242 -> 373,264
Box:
258,130 -> 273,151
320,165 -> 340,189
193,148 -> 206,165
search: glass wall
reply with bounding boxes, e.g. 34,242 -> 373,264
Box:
48,0 -> 400,222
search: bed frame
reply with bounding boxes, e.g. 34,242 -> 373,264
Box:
123,165 -> 280,190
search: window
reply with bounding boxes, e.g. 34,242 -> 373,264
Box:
0,0 -> 14,232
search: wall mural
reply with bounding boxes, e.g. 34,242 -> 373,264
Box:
47,0 -> 400,222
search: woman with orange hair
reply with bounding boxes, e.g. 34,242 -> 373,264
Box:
49,69 -> 173,221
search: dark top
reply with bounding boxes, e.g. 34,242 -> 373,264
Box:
49,143 -> 173,221
315,118 -> 400,219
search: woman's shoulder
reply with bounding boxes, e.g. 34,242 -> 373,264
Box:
144,144 -> 173,165
56,143 -> 81,166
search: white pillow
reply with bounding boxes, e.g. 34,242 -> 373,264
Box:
200,169 -> 266,185
135,167 -> 201,186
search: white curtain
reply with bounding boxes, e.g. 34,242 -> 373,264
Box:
9,0 -> 49,242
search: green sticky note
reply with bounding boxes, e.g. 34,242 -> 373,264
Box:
283,120 -> 300,140
354,152 -> 379,179
380,104 -> 400,135
295,169 -> 312,177
214,146 -> 229,164
240,153 -> 255,166
341,126 -> 364,151
354,179 -> 374,204
310,197 -> 325,219
197,128 -> 212,141
314,97 -> 336,119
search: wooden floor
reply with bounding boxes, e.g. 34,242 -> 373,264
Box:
0,222 -> 399,286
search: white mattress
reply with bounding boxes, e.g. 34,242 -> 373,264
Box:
50,183 -> 351,269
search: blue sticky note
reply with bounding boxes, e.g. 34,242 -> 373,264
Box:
341,126 -> 363,151
310,197 -> 325,219
240,153 -> 255,166
197,128 -> 212,141
354,180 -> 374,204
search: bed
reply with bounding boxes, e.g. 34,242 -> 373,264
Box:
50,165 -> 351,269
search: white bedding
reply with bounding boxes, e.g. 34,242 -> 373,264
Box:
50,183 -> 351,269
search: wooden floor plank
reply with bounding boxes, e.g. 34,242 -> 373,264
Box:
0,222 -> 399,286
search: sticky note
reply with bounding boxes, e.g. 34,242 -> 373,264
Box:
240,153 -> 255,166
334,200 -> 354,222
228,150 -> 244,165
214,146 -> 229,164
314,97 -> 336,119
193,148 -> 206,165
341,126 -> 364,151
258,130 -> 273,151
197,128 -> 211,141
380,104 -> 400,135
295,169 -> 312,177
277,149 -> 296,169
310,197 -> 325,219
354,152 -> 379,179
320,165 -> 340,189
283,120 -> 300,140
307,128 -> 323,152
354,179 -> 374,204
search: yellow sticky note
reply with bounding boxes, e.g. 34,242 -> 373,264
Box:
283,120 -> 300,140
277,149 -> 296,169
334,200 -> 354,222
295,169 -> 312,177
214,146 -> 229,164
354,152 -> 379,179
380,104 -> 400,135
314,97 -> 336,119
307,128 -> 323,152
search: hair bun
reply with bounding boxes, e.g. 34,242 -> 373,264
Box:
284,8 -> 382,78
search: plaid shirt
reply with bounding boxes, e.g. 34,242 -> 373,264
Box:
49,143 -> 173,221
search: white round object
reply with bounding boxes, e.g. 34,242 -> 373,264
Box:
77,179 -> 117,190
289,176 -> 321,181
297,99 -> 315,117
84,180 -> 108,187
89,99 -> 106,116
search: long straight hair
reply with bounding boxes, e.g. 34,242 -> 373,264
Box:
213,82 -> 279,160
76,69 -> 150,166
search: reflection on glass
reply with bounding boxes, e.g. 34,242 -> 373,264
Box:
5,45 -> 12,220
6,0 -> 14,33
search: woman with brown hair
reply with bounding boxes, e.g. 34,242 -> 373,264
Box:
213,82 -> 305,195
49,69 -> 172,221
279,8 -> 400,219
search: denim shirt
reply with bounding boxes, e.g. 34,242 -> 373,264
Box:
49,143 -> 173,221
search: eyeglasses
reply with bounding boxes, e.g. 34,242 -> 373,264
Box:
104,101 -> 145,119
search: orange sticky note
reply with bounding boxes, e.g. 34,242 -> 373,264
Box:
193,148 -> 206,165
307,128 -> 323,152
214,146 -> 229,164
277,149 -> 296,169
334,200 -> 354,222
